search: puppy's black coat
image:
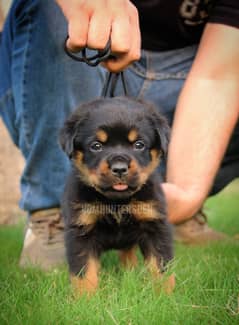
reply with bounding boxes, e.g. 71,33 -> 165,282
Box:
60,96 -> 173,293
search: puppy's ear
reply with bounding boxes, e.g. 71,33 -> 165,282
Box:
59,119 -> 78,159
151,111 -> 170,157
59,112 -> 87,158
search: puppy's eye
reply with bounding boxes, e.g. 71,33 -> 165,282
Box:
133,140 -> 145,151
90,141 -> 103,152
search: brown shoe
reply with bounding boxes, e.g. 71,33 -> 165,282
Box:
174,210 -> 228,245
19,208 -> 65,271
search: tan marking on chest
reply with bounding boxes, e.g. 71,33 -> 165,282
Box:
130,199 -> 161,221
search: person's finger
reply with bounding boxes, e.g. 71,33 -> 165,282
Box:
101,50 -> 139,72
66,13 -> 89,52
110,14 -> 131,54
102,4 -> 141,72
87,11 -> 112,50
128,2 -> 141,60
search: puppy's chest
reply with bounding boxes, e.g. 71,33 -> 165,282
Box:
97,219 -> 140,250
75,199 -> 160,228
99,204 -> 136,225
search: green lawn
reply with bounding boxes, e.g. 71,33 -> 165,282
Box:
0,182 -> 239,325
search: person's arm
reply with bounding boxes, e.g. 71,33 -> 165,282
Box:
0,3 -> 5,31
55,0 -> 141,71
163,23 -> 239,224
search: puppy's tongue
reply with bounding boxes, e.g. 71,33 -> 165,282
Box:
113,184 -> 128,191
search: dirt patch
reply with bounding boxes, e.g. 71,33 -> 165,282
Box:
0,119 -> 26,224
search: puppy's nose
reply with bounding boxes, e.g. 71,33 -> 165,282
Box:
111,161 -> 128,177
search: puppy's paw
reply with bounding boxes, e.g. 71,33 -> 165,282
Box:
119,247 -> 138,269
70,275 -> 98,297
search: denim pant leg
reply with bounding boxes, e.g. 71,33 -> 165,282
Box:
0,0 -> 106,212
117,46 -> 239,196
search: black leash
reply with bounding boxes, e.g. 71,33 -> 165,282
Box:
101,71 -> 128,97
64,37 -> 128,97
64,37 -> 112,67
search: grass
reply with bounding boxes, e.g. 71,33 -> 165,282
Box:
0,181 -> 239,324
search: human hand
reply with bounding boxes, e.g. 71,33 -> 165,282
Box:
161,183 -> 204,225
56,0 -> 141,72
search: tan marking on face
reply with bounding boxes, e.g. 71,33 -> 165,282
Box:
130,200 -> 161,221
119,246 -> 138,269
74,151 -> 89,179
128,129 -> 138,143
98,160 -> 110,175
96,129 -> 108,143
70,257 -> 100,296
129,158 -> 140,174
73,151 -> 99,187
74,150 -> 83,165
139,149 -> 161,184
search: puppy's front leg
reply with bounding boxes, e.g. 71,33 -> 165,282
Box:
139,220 -> 175,293
65,227 -> 100,295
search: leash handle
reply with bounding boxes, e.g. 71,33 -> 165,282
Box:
64,36 -> 128,97
64,37 -> 113,67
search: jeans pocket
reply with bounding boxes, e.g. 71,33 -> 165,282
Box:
129,45 -> 197,81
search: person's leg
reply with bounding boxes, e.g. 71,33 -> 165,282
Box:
0,0 -> 106,268
0,0 -> 105,213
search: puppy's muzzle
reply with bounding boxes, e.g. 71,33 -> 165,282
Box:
107,154 -> 130,178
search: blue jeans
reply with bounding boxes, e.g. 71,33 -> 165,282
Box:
0,0 -> 238,213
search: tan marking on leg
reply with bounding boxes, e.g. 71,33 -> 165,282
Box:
145,255 -> 161,278
162,273 -> 176,294
145,255 -> 175,294
70,257 -> 100,296
119,247 -> 138,269
128,129 -> 138,143
96,129 -> 108,143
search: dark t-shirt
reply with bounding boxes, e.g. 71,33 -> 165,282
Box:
132,0 -> 239,51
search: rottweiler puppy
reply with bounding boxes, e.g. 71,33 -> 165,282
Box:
60,96 -> 174,295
